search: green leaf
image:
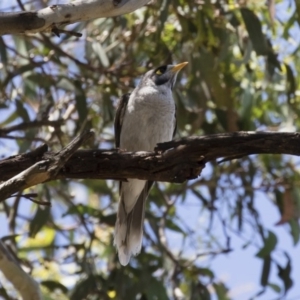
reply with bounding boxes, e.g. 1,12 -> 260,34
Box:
266,41 -> 281,75
240,8 -> 269,55
239,85 -> 254,130
57,77 -> 75,91
41,280 -> 68,294
92,41 -> 109,67
20,227 -> 55,251
284,64 -> 296,98
69,275 -> 105,300
197,50 -> 230,108
29,206 -> 51,238
15,99 -> 30,122
62,204 -> 100,218
62,204 -> 115,225
294,0 -> 300,27
268,283 -> 281,293
191,281 -> 211,300
0,37 -> 7,65
74,80 -> 88,128
260,255 -> 271,287
158,0 -> 171,31
165,218 -> 185,234
289,219 -> 300,245
212,282 -> 230,300
26,73 -> 53,89
0,110 -> 18,127
13,35 -> 28,61
146,277 -> 169,300
256,231 -> 277,258
100,213 -> 116,226
3,62 -> 45,87
198,267 -> 215,279
0,286 -> 11,300
215,108 -> 228,131
277,253 -> 293,295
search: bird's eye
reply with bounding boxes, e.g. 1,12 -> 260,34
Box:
155,66 -> 167,75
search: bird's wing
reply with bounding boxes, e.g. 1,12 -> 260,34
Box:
114,92 -> 153,190
114,93 -> 131,148
173,104 -> 177,138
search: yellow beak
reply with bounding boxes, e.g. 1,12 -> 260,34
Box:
171,62 -> 188,73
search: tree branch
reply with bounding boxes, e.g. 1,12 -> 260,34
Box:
0,119 -> 64,135
155,131 -> 300,161
1,131 -> 300,201
0,0 -> 150,35
0,240 -> 42,300
0,130 -> 94,202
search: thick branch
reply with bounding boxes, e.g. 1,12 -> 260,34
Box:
1,131 -> 300,200
0,240 -> 42,300
155,131 -> 300,161
0,0 -> 150,35
0,130 -> 94,201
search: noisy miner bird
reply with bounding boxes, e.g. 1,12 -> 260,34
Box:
114,62 -> 188,266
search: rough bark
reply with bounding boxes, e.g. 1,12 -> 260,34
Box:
1,130 -> 300,202
0,0 -> 150,35
0,130 -> 94,202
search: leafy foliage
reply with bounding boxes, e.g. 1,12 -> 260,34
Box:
0,0 -> 300,299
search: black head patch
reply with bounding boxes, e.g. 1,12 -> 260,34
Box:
152,65 -> 170,86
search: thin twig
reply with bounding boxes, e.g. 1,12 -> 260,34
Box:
25,198 -> 51,206
0,135 -> 47,142
16,0 -> 25,11
51,26 -> 82,37
0,119 -> 64,134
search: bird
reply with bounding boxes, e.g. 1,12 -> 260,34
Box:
114,62 -> 188,266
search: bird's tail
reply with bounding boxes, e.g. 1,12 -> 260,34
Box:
114,185 -> 148,266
